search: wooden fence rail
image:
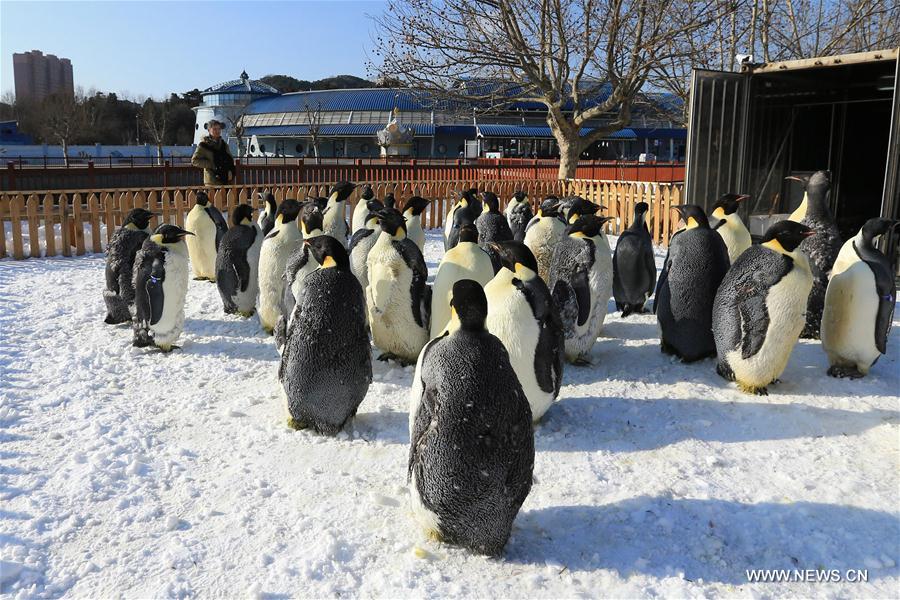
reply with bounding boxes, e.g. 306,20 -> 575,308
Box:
0,179 -> 682,260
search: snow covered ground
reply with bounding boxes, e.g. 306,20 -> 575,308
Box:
1,229 -> 898,599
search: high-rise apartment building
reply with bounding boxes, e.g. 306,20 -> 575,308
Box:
13,50 -> 74,102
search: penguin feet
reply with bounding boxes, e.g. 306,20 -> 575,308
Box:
737,382 -> 768,396
156,344 -> 181,353
377,352 -> 411,366
659,341 -> 676,356
827,365 -> 865,379
716,362 -> 736,382
237,310 -> 256,318
286,417 -> 309,431
193,276 -> 209,281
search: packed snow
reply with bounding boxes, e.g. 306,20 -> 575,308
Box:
1,229 -> 897,598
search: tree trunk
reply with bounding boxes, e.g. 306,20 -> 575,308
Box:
62,139 -> 70,167
556,137 -> 582,180
156,144 -> 164,166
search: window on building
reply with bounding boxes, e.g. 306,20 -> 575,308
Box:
260,144 -> 266,153
295,144 -> 304,153
250,144 -> 256,153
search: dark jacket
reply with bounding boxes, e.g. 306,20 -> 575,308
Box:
192,136 -> 235,185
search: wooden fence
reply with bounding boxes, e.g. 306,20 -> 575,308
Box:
0,179 -> 682,260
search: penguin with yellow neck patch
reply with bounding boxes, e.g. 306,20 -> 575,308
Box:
184,191 -> 227,281
710,193 -> 752,263
444,191 -> 478,251
430,224 -> 494,339
215,204 -> 262,317
257,199 -> 303,334
655,204 -> 730,362
322,181 -> 355,247
408,279 -> 534,556
401,195 -> 431,251
523,196 -> 566,282
103,208 -> 154,324
713,221 -> 815,394
350,184 -> 377,234
280,235 -> 371,434
132,224 -> 194,351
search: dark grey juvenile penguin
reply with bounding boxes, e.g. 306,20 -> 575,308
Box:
445,192 -> 477,251
280,235 -> 371,435
787,170 -> 842,338
215,204 -> 262,317
382,192 -> 397,210
613,202 -> 656,317
822,218 -> 897,378
476,191 -> 514,245
549,215 -> 614,365
401,195 -> 431,252
132,225 -> 194,351
184,190 -> 228,281
713,221 -> 815,394
504,190 -> 533,242
408,279 -> 534,556
654,205 -> 730,362
350,184 -> 377,234
103,207 -> 154,324
485,241 -> 564,422
257,192 -> 278,236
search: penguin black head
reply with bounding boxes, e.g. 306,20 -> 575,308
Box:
761,220 -> 815,253
329,181 -> 356,203
366,199 -> 385,213
512,190 -> 527,203
123,208 -> 154,231
276,198 -> 302,225
566,215 -> 613,238
634,202 -> 650,216
450,279 -> 488,333
305,235 -> 351,271
231,203 -> 255,226
364,210 -> 381,229
360,184 -> 375,201
300,201 -> 324,235
673,204 -> 711,230
481,192 -> 500,214
458,224 -> 479,244
260,192 -> 276,210
861,218 -> 897,245
377,209 -> 407,238
383,192 -> 396,209
489,240 -> 539,279
538,197 -> 561,218
711,193 -> 750,219
567,198 -> 602,224
403,196 -> 431,216
151,224 -> 194,245
195,191 -> 210,207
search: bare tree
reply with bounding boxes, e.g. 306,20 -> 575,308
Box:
42,91 -> 86,167
142,99 -> 168,165
304,101 -> 324,163
371,0 -> 722,178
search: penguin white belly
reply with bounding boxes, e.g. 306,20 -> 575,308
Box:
234,233 -> 262,313
484,278 -> 548,420
718,221 -> 751,263
324,201 -> 348,245
524,220 -> 562,282
185,208 -> 218,279
822,260 -> 880,373
443,204 -> 458,242
350,237 -> 378,292
430,248 -> 493,338
406,216 -> 425,251
350,202 -> 369,234
367,249 -> 428,360
567,241 -> 612,361
726,266 -> 812,388
258,229 -> 301,331
151,251 -> 189,348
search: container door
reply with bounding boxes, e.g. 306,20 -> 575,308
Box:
684,70 -> 750,210
881,58 -> 900,269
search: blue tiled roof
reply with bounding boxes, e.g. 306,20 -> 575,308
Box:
245,123 -> 435,137
203,78 -> 279,95
477,124 -> 636,139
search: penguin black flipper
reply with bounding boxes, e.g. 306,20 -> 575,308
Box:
653,249 -> 672,314
206,205 -> 228,250
348,228 -> 374,252
147,255 -> 166,326
408,335 -> 445,477
856,241 -> 896,354
515,278 -> 565,396
394,239 -> 429,328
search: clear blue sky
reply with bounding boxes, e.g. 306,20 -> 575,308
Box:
0,0 -> 387,99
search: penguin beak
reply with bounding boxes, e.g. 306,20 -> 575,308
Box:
736,194 -> 750,203
801,229 -> 816,238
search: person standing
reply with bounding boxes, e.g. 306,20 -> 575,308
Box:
192,119 -> 235,185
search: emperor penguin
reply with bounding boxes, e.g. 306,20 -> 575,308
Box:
505,190 -> 533,242
475,191 -> 514,245
349,204 -> 384,291
257,192 -> 278,236
322,181 -> 355,247
561,197 -> 602,226
787,170 -> 842,339
215,204 -> 262,317
822,218 -> 897,378
257,199 -> 303,334
350,184 -> 377,234
485,241 -> 564,422
132,224 -> 194,351
184,190 -> 228,281
383,192 -> 397,210
280,235 -> 372,435
444,191 -> 477,251
655,205 -> 731,362
366,209 -> 431,365
408,280 -> 533,556
713,221 -> 815,394
430,224 -> 494,339
103,208 -> 154,324
402,196 -> 431,252
549,215 -> 614,365
612,201 -> 656,317
710,193 -> 751,263
274,201 -> 326,352
524,196 -> 565,282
